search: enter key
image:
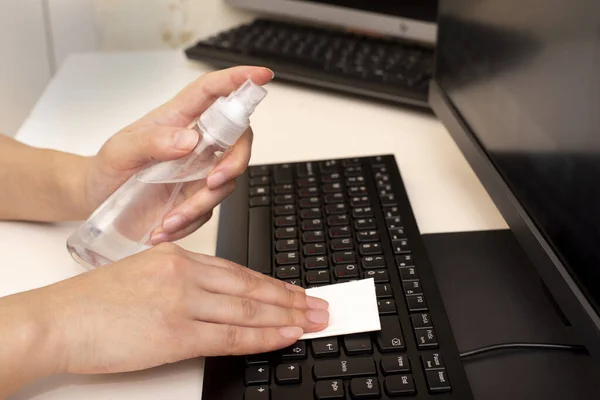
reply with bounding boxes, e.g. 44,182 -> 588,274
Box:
376,316 -> 405,352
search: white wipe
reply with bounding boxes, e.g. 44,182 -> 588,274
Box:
299,278 -> 381,340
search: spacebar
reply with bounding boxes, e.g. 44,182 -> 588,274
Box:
247,207 -> 272,274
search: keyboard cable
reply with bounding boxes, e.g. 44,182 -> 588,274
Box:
459,342 -> 587,360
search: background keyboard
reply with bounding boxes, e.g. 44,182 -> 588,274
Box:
185,19 -> 434,110
206,155 -> 472,399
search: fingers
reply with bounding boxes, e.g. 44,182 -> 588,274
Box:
98,125 -> 199,172
192,293 -> 328,333
194,322 -> 303,356
150,211 -> 212,245
207,128 -> 253,189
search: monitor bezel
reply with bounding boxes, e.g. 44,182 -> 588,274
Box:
226,0 -> 437,45
429,81 -> 600,360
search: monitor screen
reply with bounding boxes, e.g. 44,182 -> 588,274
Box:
436,0 -> 600,311
294,1 -> 438,23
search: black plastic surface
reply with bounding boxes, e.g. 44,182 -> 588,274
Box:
422,230 -> 600,399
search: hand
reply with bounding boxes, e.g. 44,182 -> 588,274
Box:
78,66 -> 274,243
30,243 -> 328,375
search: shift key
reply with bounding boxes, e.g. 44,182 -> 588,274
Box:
314,357 -> 376,379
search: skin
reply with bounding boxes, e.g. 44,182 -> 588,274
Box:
0,66 -> 329,398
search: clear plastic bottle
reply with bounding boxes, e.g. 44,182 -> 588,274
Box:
67,79 -> 268,269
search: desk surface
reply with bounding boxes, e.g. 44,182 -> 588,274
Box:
3,50 -> 506,399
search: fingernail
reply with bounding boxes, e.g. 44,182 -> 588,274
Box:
306,309 -> 329,324
163,214 -> 185,232
279,326 -> 303,340
269,69 -> 275,80
306,296 -> 329,310
173,129 -> 198,150
151,231 -> 168,245
207,171 -> 227,188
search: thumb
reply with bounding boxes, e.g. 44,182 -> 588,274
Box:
98,125 -> 199,171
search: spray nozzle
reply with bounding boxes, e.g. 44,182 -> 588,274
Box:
226,79 -> 268,116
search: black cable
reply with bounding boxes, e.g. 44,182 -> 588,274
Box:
459,342 -> 587,359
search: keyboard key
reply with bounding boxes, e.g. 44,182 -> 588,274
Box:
348,186 -> 368,196
244,386 -> 270,400
386,217 -> 402,229
380,355 -> 410,374
246,353 -> 269,365
322,172 -> 342,183
399,266 -> 418,280
389,228 -> 406,241
364,269 -> 389,283
320,160 -> 340,173
332,251 -> 356,264
346,176 -> 365,186
352,207 -> 374,218
355,218 -> 376,230
392,239 -> 411,255
422,352 -> 445,370
300,197 -> 320,208
335,264 -> 359,279
350,196 -> 370,207
306,270 -> 331,285
301,207 -> 322,219
325,193 -> 345,203
326,203 -> 347,215
276,252 -> 299,265
296,162 -> 314,178
312,338 -> 340,358
275,215 -> 296,227
275,194 -> 295,205
395,254 -> 413,267
304,243 -> 327,256
323,183 -> 343,193
248,207 -> 272,274
385,375 -> 416,396
342,158 -> 362,167
375,283 -> 393,298
359,243 -> 382,255
315,380 -> 345,399
313,358 -> 376,379
276,239 -> 298,252
302,218 -> 324,231
274,164 -> 293,184
344,334 -> 372,355
380,194 -> 397,206
275,227 -> 297,239
344,166 -> 363,176
245,365 -> 270,385
383,206 -> 400,218
284,279 -> 302,288
425,369 -> 451,393
327,215 -> 349,226
276,363 -> 301,384
281,342 -> 307,360
376,316 -> 405,352
250,176 -> 270,186
411,313 -> 433,329
276,265 -> 300,279
415,328 -> 438,349
357,230 -> 379,243
274,204 -> 295,215
350,377 -> 380,398
250,196 -> 270,207
303,230 -> 325,243
305,255 -> 328,269
402,280 -> 422,296
250,186 -> 270,196
377,299 -> 397,315
249,165 -> 269,177
298,177 -> 317,187
274,184 -> 293,194
298,186 -> 319,197
406,295 -> 428,312
331,238 -> 353,251
362,255 -> 385,269
329,226 -> 351,238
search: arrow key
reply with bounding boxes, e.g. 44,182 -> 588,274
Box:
281,341 -> 307,360
275,363 -> 301,384
244,385 -> 270,400
312,338 -> 340,357
245,365 -> 270,385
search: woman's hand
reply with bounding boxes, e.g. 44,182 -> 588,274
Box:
78,66 -> 273,243
27,243 -> 328,375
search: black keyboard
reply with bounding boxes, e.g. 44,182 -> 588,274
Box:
185,19 -> 434,110
206,155 -> 472,399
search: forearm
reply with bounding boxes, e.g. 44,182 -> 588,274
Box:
0,135 -> 89,221
0,291 -> 63,399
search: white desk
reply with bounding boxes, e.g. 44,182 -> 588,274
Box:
2,50 -> 507,399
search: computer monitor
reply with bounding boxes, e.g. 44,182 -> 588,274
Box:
225,0 -> 438,45
430,0 -> 600,359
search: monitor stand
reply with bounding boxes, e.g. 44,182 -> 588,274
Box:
422,229 -> 600,399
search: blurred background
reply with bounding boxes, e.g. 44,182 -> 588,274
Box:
0,0 -> 255,137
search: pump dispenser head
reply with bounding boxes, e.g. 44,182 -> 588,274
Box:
199,79 -> 267,147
